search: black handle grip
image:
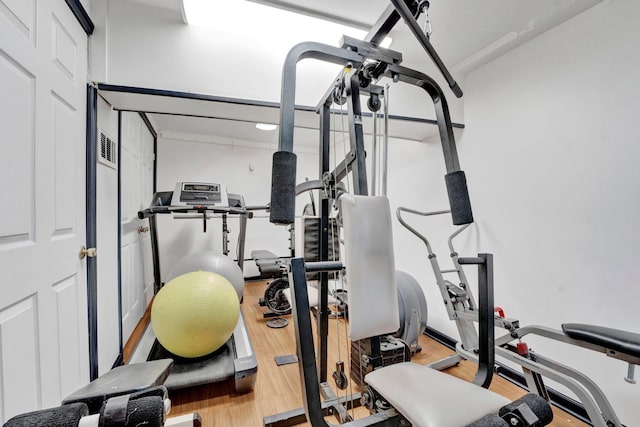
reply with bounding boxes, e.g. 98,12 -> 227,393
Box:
270,151 -> 297,225
445,170 -> 473,225
450,82 -> 464,98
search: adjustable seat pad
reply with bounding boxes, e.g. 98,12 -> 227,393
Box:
365,363 -> 510,427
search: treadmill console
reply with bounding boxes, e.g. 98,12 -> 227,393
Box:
171,182 -> 229,207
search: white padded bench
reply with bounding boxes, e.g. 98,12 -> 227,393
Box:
365,362 -> 510,427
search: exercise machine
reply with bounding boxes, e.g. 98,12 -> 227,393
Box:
396,206 -> 640,427
281,199 -> 553,426
257,180 -> 342,318
263,1 -> 553,425
253,216 -> 294,318
133,182 -> 257,393
258,179 -> 427,341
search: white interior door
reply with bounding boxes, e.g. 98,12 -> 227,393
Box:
120,112 -> 155,341
140,123 -> 155,306
0,0 -> 89,422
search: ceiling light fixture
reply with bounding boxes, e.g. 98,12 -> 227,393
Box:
183,0 -> 391,51
256,123 -> 278,131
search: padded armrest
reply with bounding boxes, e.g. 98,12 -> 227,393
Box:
562,323 -> 640,359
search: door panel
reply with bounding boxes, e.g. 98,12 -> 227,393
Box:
52,93 -> 78,234
0,49 -> 34,248
0,296 -> 39,420
0,0 -> 36,43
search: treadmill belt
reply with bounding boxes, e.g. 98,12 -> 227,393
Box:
148,339 -> 236,390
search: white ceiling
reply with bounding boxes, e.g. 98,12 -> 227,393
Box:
112,0 -> 603,145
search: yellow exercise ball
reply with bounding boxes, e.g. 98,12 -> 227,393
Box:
151,270 -> 240,358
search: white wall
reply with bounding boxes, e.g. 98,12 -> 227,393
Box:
96,97 -> 121,374
155,134 -> 320,279
391,0 -> 639,420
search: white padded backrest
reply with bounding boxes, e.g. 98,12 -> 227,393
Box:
341,195 -> 399,340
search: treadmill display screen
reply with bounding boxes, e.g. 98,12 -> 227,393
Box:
178,182 -> 222,204
183,183 -> 219,193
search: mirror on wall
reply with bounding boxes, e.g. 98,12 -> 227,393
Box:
95,83 -> 464,355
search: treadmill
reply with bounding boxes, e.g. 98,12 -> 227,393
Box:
132,182 -> 257,393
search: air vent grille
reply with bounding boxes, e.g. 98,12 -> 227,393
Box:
99,131 -> 117,169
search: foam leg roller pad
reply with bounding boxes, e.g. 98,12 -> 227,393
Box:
445,170 -> 474,225
270,151 -> 297,225
498,394 -> 554,426
100,396 -> 164,427
3,402 -> 88,427
465,414 -> 509,427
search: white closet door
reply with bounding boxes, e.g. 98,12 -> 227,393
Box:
120,112 -> 154,341
0,0 -> 89,422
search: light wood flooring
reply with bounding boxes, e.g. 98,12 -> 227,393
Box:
128,280 -> 589,427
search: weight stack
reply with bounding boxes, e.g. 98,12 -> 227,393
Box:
303,217 -> 340,281
350,336 -> 409,387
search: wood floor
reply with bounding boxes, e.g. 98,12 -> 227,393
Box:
137,280 -> 589,426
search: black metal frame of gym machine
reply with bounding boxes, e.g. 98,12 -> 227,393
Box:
264,1 -> 492,425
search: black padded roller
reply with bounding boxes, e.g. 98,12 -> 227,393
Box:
100,396 -> 164,427
445,170 -> 474,225
499,393 -> 554,426
465,414 -> 509,427
270,151 -> 297,225
3,402 -> 89,427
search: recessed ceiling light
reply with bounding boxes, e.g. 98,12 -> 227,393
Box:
256,123 -> 278,131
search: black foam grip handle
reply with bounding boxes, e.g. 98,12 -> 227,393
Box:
445,170 -> 474,225
100,396 -> 164,427
451,82 -> 464,98
465,414 -> 509,427
270,151 -> 297,225
499,394 -> 554,425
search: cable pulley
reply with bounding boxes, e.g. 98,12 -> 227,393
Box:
367,94 -> 381,112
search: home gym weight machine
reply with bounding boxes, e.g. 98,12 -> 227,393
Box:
133,182 -> 258,393
396,206 -> 640,427
259,180 -> 427,346
264,1 -> 553,426
255,179 -> 342,319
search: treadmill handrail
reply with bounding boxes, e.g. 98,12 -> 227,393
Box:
138,204 -> 247,219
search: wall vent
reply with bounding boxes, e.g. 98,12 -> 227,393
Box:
98,131 -> 117,169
